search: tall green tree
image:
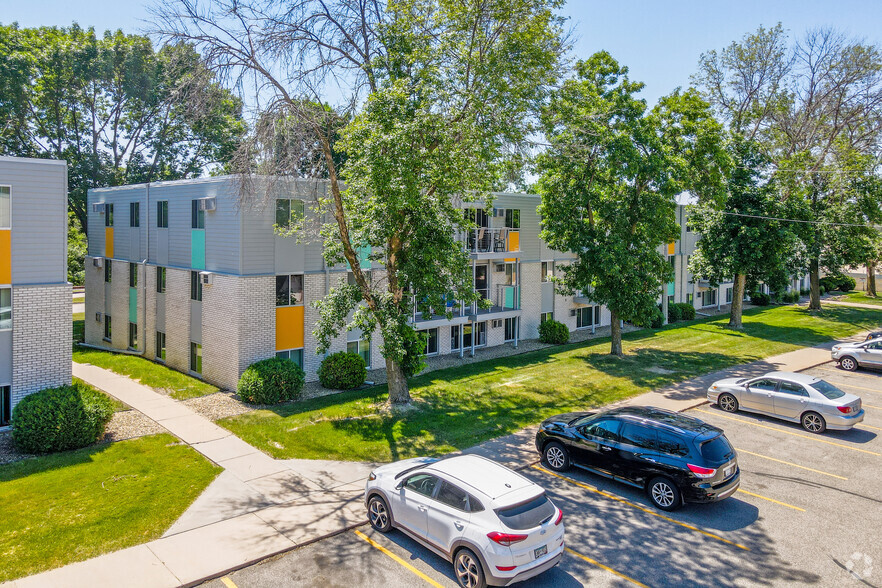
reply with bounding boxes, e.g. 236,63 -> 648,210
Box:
536,53 -> 724,357
155,0 -> 565,404
0,24 -> 246,233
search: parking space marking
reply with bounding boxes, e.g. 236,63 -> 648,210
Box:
220,578 -> 238,588
736,489 -> 805,511
831,382 -> 882,394
813,368 -> 882,383
353,530 -> 445,588
862,404 -> 882,410
692,409 -> 882,456
565,547 -> 648,587
859,423 -> 882,432
735,448 -> 848,480
532,465 -> 750,551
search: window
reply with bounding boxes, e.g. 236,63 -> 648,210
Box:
190,271 -> 202,301
504,317 -> 518,342
0,288 -> 10,330
0,385 -> 10,427
105,203 -> 114,227
701,289 -> 717,307
504,263 -> 517,286
668,255 -> 675,272
348,270 -> 372,286
0,186 -> 10,229
191,199 -> 205,229
540,312 -> 554,324
667,295 -> 674,306
129,263 -> 138,287
129,201 -> 140,227
128,322 -> 138,349
156,267 -> 166,293
404,473 -> 438,497
699,435 -> 734,461
436,481 -> 470,511
275,275 -> 304,306
155,331 -> 166,361
104,315 -> 112,341
496,493 -> 556,531
275,199 -> 305,229
749,379 -> 778,392
581,418 -> 621,442
620,424 -> 657,450
348,339 -> 371,368
421,328 -> 438,355
504,208 -> 520,229
576,306 -> 600,329
686,293 -> 694,306
541,261 -> 554,282
104,260 -> 112,282
811,380 -> 846,400
657,432 -> 689,456
157,201 -> 169,228
451,322 -> 486,350
190,342 -> 202,373
685,216 -> 694,232
778,382 -> 808,397
276,349 -> 304,368
725,287 -> 733,303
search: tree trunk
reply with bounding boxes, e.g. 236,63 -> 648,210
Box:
386,357 -> 412,405
609,310 -> 623,358
728,273 -> 746,329
809,258 -> 822,311
868,260 -> 877,297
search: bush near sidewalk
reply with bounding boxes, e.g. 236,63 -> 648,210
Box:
318,351 -> 367,390
238,357 -> 306,404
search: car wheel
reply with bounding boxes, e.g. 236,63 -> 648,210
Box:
647,476 -> 682,512
718,393 -> 739,413
543,441 -> 571,472
801,411 -> 827,434
454,548 -> 487,588
839,356 -> 858,372
367,495 -> 392,533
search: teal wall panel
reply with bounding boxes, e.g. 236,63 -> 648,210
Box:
191,230 -> 206,270
129,288 -> 137,323
667,282 -> 675,296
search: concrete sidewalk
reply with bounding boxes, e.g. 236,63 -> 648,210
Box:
6,334 -> 868,588
824,299 -> 882,311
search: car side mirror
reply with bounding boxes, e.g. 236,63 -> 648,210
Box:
395,480 -> 405,491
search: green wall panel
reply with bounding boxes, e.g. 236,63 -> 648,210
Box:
129,288 -> 137,323
191,230 -> 206,270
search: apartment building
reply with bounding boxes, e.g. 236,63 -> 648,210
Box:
84,177 -> 609,390
0,156 -> 72,427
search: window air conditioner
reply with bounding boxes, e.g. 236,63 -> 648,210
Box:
569,309 -> 577,317
197,197 -> 217,211
92,202 -> 106,213
92,258 -> 103,268
492,208 -> 505,217
491,319 -> 503,328
96,313 -> 102,322
200,271 -> 213,285
494,263 -> 505,272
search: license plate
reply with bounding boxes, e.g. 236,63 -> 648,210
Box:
534,545 -> 547,559
724,466 -> 735,478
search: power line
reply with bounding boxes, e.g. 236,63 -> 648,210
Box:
714,210 -> 878,228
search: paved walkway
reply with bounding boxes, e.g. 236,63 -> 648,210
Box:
6,332 -> 873,588
824,299 -> 882,311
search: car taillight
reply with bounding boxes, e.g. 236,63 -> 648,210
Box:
554,509 -> 563,526
496,565 -> 517,571
487,532 -> 528,546
687,464 -> 717,478
837,406 -> 852,414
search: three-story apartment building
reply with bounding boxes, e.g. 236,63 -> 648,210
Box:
0,156 -> 72,426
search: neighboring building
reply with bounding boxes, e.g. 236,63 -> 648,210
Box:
0,156 -> 72,427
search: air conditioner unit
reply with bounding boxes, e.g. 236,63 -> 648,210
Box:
96,312 -> 102,322
491,319 -> 503,328
92,258 -> 103,268
492,207 -> 505,217
569,309 -> 577,317
494,263 -> 505,272
197,197 -> 217,211
200,271 -> 213,285
92,202 -> 106,213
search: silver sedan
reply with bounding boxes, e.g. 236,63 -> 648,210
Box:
707,371 -> 864,433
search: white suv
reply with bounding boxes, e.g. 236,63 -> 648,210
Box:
364,455 -> 565,588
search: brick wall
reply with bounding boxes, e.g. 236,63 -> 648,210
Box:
84,257 -> 105,345
232,275 -> 275,388
519,261 -> 542,340
164,267 -> 191,374
11,284 -> 72,411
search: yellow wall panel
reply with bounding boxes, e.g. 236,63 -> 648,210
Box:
275,305 -> 304,351
667,242 -> 675,256
508,231 -> 520,252
105,227 -> 114,258
0,230 -> 10,284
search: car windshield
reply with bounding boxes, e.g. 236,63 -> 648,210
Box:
496,493 -> 556,530
812,380 -> 846,400
699,435 -> 734,462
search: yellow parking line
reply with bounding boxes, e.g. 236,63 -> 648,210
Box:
220,578 -> 238,588
354,529 -> 444,588
863,404 -> 882,410
736,489 -> 805,511
814,368 -> 882,382
735,448 -> 847,480
693,409 -> 882,456
565,547 -> 648,587
532,465 -> 749,551
860,423 -> 882,431
832,382 -> 882,394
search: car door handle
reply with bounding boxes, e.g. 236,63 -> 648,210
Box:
418,506 -> 427,512
600,446 -> 613,452
642,456 -> 657,463
454,521 -> 464,530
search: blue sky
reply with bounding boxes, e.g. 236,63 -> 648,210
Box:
4,0 -> 882,105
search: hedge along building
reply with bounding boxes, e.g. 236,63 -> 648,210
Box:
0,156 -> 73,427
84,176 -> 615,391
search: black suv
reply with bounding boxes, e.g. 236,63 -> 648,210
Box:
535,406 -> 739,511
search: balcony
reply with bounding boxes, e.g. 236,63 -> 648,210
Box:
458,228 -> 520,259
410,285 -> 520,327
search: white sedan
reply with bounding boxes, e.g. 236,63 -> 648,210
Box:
365,454 -> 564,588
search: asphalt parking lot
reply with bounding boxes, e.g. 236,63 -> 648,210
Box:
204,361 -> 881,588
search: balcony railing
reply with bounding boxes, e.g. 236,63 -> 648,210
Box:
458,228 -> 520,255
411,285 -> 520,323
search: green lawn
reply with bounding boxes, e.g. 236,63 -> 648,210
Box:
73,345 -> 219,400
838,291 -> 882,306
219,305 -> 882,463
73,312 -> 84,344
0,434 -> 221,582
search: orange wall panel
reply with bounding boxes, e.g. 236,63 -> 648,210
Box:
0,230 -> 10,284
508,231 -> 520,252
275,305 -> 304,351
105,227 -> 114,258
667,242 -> 675,256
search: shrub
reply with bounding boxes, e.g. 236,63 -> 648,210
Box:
238,357 -> 306,404
676,302 -> 696,320
800,288 -> 809,296
539,319 -> 570,344
749,292 -> 771,306
667,303 -> 682,323
318,351 -> 367,390
819,277 -> 837,292
649,306 -> 664,329
819,285 -> 826,295
838,275 -> 856,292
12,382 -> 114,454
